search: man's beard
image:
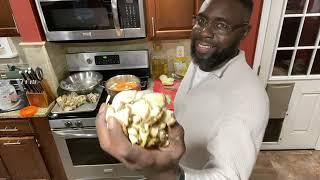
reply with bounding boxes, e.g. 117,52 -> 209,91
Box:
191,40 -> 239,72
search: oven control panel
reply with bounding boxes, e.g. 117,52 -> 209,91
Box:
95,55 -> 120,65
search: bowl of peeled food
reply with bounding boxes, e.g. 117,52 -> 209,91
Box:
105,75 -> 141,97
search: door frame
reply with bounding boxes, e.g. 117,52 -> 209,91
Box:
316,136 -> 320,150
254,0 -> 286,85
253,0 -> 272,75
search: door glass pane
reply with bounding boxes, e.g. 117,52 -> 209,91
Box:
66,138 -> 119,166
299,17 -> 320,46
286,0 -> 306,14
291,49 -> 314,75
311,49 -> 320,74
272,50 -> 294,76
40,0 -> 114,31
279,18 -> 301,47
308,0 -> 320,13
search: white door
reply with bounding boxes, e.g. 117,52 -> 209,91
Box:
257,0 -> 320,149
280,81 -> 320,149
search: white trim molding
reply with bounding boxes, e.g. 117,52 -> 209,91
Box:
253,0 -> 272,74
316,135 -> 320,150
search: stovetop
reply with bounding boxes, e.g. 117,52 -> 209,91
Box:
49,50 -> 150,129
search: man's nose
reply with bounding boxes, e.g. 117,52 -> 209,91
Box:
199,26 -> 215,37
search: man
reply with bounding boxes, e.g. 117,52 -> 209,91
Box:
96,0 -> 269,179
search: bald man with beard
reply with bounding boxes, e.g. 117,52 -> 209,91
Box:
96,0 -> 269,179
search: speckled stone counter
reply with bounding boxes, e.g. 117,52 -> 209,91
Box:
0,102 -> 55,119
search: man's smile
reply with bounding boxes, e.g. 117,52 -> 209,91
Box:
195,40 -> 217,55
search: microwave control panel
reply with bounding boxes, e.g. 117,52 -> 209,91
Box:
119,0 -> 141,28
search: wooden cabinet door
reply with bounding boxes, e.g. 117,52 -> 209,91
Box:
146,0 -> 198,40
0,137 -> 50,180
0,157 -> 10,180
0,0 -> 19,36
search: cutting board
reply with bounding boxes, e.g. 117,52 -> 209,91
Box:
153,80 -> 181,110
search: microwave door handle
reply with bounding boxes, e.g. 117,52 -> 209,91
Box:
111,0 -> 123,37
54,131 -> 97,138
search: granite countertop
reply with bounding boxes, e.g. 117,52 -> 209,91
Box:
0,102 -> 55,119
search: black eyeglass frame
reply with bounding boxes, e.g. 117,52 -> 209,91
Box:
192,15 -> 249,35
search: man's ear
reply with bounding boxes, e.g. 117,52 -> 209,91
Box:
241,25 -> 251,40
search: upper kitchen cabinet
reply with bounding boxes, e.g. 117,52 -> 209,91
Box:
146,0 -> 204,40
0,0 -> 19,37
8,0 -> 44,42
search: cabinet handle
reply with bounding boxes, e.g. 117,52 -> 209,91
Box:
111,0 -> 123,37
103,168 -> 113,174
0,126 -> 18,132
151,17 -> 155,37
3,141 -> 21,146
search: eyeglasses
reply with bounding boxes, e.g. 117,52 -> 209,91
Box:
192,15 -> 249,35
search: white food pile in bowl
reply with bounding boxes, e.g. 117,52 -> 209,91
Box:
105,90 -> 176,148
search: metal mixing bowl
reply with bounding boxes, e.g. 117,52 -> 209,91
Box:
60,71 -> 103,94
105,75 -> 141,97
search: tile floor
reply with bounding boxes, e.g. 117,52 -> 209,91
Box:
250,150 -> 320,180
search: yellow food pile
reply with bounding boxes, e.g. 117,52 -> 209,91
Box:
105,90 -> 176,148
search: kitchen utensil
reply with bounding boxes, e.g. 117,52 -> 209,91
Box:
27,70 -> 44,92
60,71 -> 103,94
35,67 -> 43,81
19,71 -> 34,93
105,74 -> 141,97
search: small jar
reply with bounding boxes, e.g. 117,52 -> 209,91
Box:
0,80 -> 18,110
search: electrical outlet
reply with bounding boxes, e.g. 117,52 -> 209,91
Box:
176,46 -> 184,57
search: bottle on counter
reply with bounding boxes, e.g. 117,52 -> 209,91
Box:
173,45 -> 189,78
151,45 -> 168,80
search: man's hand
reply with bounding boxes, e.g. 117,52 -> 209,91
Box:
96,103 -> 186,180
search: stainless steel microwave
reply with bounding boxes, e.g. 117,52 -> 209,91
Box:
35,0 -> 146,41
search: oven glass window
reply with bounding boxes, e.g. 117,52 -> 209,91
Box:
40,0 -> 114,31
66,138 -> 119,166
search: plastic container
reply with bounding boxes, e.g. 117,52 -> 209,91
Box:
173,56 -> 189,78
0,80 -> 18,110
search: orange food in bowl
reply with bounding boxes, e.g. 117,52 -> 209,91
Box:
109,81 -> 139,92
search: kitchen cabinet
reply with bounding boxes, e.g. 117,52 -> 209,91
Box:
31,117 -> 68,180
0,157 -> 10,180
146,0 -> 204,40
0,119 -> 34,136
0,0 -> 19,37
0,136 -> 50,179
0,117 -> 67,180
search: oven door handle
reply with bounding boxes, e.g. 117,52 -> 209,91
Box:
111,0 -> 123,37
53,131 -> 97,138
